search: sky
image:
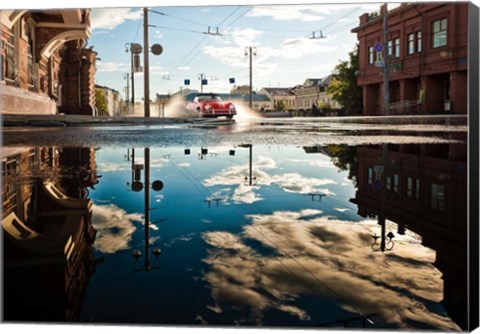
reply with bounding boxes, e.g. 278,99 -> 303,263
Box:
88,2 -> 387,100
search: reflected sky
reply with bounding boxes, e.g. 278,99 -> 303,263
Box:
76,144 -> 461,329
2,118 -> 468,329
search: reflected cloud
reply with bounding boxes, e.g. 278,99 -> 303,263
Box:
97,161 -> 129,172
201,210 -> 460,330
203,157 -> 337,204
92,204 -> 142,254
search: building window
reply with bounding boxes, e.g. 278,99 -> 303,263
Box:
432,18 -> 447,48
369,46 -> 374,64
417,31 -> 422,53
406,177 -> 420,199
386,174 -> 399,193
408,33 -> 415,55
394,38 -> 400,58
430,183 -> 445,211
368,168 -> 373,184
387,40 -> 393,56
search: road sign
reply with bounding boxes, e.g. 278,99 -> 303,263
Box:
151,44 -> 163,56
374,42 -> 383,52
229,78 -> 235,84
131,43 -> 143,54
375,61 -> 385,67
184,79 -> 190,85
202,79 -> 208,85
373,180 -> 382,190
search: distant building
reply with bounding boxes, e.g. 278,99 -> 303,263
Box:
292,75 -> 341,111
258,87 -> 295,111
95,84 -> 122,116
352,3 -> 468,115
0,10 -> 96,115
230,85 -> 251,95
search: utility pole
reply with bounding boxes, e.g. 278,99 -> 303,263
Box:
131,44 -> 135,113
144,7 -> 150,117
198,73 -> 206,93
245,47 -> 257,109
144,147 -> 151,270
124,73 -> 130,115
379,2 -> 390,252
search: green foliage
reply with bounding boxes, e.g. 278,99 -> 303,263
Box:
327,45 -> 363,114
275,100 -> 286,111
95,89 -> 108,114
326,144 -> 358,186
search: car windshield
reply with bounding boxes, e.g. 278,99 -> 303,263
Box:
196,95 -> 222,102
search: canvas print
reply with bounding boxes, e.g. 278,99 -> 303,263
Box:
1,1 -> 479,331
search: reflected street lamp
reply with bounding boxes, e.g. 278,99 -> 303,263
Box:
127,148 -> 165,271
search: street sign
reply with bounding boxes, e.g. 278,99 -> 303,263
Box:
374,42 -> 383,52
184,79 -> 190,85
131,43 -> 143,54
373,180 -> 382,190
151,44 -> 163,56
202,79 -> 208,85
375,61 -> 385,67
229,78 -> 235,84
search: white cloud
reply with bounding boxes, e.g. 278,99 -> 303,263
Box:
91,8 -> 143,30
203,156 -> 336,204
91,203 -> 142,254
96,62 -> 128,73
202,28 -> 337,79
201,210 -> 460,329
247,6 -> 324,22
154,30 -> 164,39
96,160 -> 129,171
176,66 -> 190,71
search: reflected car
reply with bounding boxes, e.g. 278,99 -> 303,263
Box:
185,93 -> 236,119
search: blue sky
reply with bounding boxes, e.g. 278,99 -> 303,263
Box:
89,3 -> 386,99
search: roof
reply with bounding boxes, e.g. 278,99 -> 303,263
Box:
261,88 -> 295,96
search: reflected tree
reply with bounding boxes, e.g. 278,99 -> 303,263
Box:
326,144 -> 358,187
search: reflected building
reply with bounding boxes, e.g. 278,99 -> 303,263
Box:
351,141 -> 468,329
1,146 -> 99,321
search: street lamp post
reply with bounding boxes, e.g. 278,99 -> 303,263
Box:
127,147 -> 164,271
244,47 -> 257,109
238,144 -> 256,186
144,8 -> 150,118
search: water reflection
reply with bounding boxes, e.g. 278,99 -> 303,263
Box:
1,139 -> 467,330
2,147 -> 100,321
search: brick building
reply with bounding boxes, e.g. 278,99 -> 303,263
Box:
352,3 -> 468,115
1,146 -> 99,321
1,10 -> 96,115
352,140 -> 468,329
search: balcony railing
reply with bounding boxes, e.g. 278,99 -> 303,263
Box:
4,34 -> 18,86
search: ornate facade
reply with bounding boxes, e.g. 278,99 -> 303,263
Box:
1,10 -> 97,115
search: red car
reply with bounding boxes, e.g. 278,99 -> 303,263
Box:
185,93 -> 236,119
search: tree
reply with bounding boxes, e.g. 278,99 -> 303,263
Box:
327,45 -> 362,114
275,100 -> 286,112
95,88 -> 108,116
326,144 -> 358,187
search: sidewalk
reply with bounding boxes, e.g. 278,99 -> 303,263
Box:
1,114 -> 199,127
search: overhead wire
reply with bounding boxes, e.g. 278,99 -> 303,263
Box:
165,6 -> 248,79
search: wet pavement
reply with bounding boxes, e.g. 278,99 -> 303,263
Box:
0,116 -> 469,330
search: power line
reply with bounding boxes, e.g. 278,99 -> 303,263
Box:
149,9 -> 210,28
167,6 -> 250,79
